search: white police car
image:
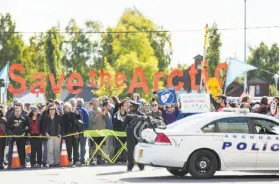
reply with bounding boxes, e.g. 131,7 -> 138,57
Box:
134,109 -> 279,179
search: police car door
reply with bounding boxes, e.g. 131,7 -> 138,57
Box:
249,118 -> 279,168
213,117 -> 257,168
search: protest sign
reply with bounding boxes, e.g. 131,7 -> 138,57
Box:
157,88 -> 177,106
181,93 -> 210,113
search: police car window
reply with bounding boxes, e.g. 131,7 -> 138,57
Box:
202,123 -> 215,133
251,118 -> 279,135
215,118 -> 249,134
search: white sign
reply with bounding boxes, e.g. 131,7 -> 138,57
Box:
249,86 -> 255,98
181,93 -> 210,113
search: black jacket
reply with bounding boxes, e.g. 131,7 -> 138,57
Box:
63,112 -> 79,134
0,118 -> 7,136
123,110 -> 146,129
113,110 -> 127,132
40,114 -> 64,136
7,115 -> 29,135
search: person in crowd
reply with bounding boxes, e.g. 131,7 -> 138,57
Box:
211,94 -> 227,112
142,102 -> 151,115
88,102 -> 93,111
24,103 -> 31,113
7,106 -> 29,168
132,93 -> 140,102
124,100 -> 145,171
0,109 -> 7,169
252,104 -> 260,113
113,99 -> 129,163
28,107 -> 43,168
69,98 -> 77,110
40,104 -> 64,167
5,99 -> 19,119
76,98 -> 89,165
54,100 -> 63,115
111,96 -> 121,116
258,97 -> 269,114
15,102 -> 29,118
240,96 -> 252,111
159,104 -> 180,125
101,96 -> 115,117
39,99 -> 54,167
102,101 -> 114,159
88,98 -> 105,165
62,103 -> 81,166
147,101 -> 163,120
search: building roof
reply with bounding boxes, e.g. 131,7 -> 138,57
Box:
63,87 -> 97,102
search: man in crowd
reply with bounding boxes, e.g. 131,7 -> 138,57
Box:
148,101 -> 163,120
88,98 -> 105,165
7,106 -> 29,168
69,98 -> 77,110
76,98 -> 89,165
210,94 -> 227,112
54,100 -> 63,114
124,100 -> 145,171
113,99 -> 129,163
102,101 -> 114,159
101,96 -> 114,117
24,103 -> 31,113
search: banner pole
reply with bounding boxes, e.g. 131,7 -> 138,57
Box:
200,24 -> 209,93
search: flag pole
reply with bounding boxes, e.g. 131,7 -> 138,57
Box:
243,0 -> 247,93
4,61 -> 10,108
200,24 -> 209,93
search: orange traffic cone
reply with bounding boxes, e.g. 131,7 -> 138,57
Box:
11,141 -> 21,169
60,139 -> 70,167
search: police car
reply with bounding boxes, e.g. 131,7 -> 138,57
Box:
134,109 -> 279,179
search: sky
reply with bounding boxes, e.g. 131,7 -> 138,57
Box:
0,0 -> 279,67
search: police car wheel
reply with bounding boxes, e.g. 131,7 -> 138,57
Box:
167,168 -> 188,177
188,150 -> 217,179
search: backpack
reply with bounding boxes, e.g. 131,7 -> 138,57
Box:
76,108 -> 84,132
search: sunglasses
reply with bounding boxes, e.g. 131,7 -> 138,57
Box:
49,108 -> 56,111
152,104 -> 158,107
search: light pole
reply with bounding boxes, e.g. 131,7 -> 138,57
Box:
243,0 -> 247,92
273,74 -> 279,91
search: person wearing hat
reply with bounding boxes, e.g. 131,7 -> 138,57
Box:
123,100 -> 145,171
210,94 -> 227,112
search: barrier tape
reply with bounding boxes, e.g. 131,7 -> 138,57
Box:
0,130 -> 128,164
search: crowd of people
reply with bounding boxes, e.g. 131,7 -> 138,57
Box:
0,91 -> 279,170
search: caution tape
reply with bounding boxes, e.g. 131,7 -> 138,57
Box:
0,131 -> 84,138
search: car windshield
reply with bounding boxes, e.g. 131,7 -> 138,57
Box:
166,113 -> 209,129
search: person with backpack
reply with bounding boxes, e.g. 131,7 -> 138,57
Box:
76,98 -> 89,165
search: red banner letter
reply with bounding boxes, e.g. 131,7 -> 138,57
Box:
115,72 -> 126,87
30,73 -> 45,94
188,64 -> 198,90
154,72 -> 165,91
8,64 -> 26,94
128,67 -> 149,94
49,73 -> 65,94
67,73 -> 84,94
100,69 -> 111,88
167,69 -> 184,91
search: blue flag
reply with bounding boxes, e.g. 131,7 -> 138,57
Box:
157,88 -> 177,106
225,58 -> 257,88
0,63 -> 9,105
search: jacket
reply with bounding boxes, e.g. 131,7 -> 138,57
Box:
0,118 -> 7,136
147,110 -> 162,120
89,107 -> 105,130
113,110 -> 127,132
159,107 -> 179,125
103,112 -> 113,130
76,106 -> 89,130
40,114 -> 64,136
123,110 -> 145,129
28,114 -> 42,135
63,112 -> 78,134
7,115 -> 29,135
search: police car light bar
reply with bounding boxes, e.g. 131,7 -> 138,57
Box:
222,108 -> 250,114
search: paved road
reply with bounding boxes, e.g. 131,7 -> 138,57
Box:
0,165 -> 278,184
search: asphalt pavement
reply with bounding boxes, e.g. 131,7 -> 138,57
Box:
0,165 -> 278,184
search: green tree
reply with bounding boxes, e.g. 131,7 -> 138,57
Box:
44,27 -> 64,100
269,84 -> 279,96
205,23 -> 222,77
248,42 -> 279,82
94,58 -> 126,97
62,19 -> 102,83
101,8 -> 172,73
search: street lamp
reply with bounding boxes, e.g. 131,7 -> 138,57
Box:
273,74 -> 279,91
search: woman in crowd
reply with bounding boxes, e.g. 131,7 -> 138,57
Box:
0,109 -> 7,169
40,104 -> 64,167
62,103 -> 81,166
111,96 -> 121,116
28,107 -> 43,167
258,97 -> 269,114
